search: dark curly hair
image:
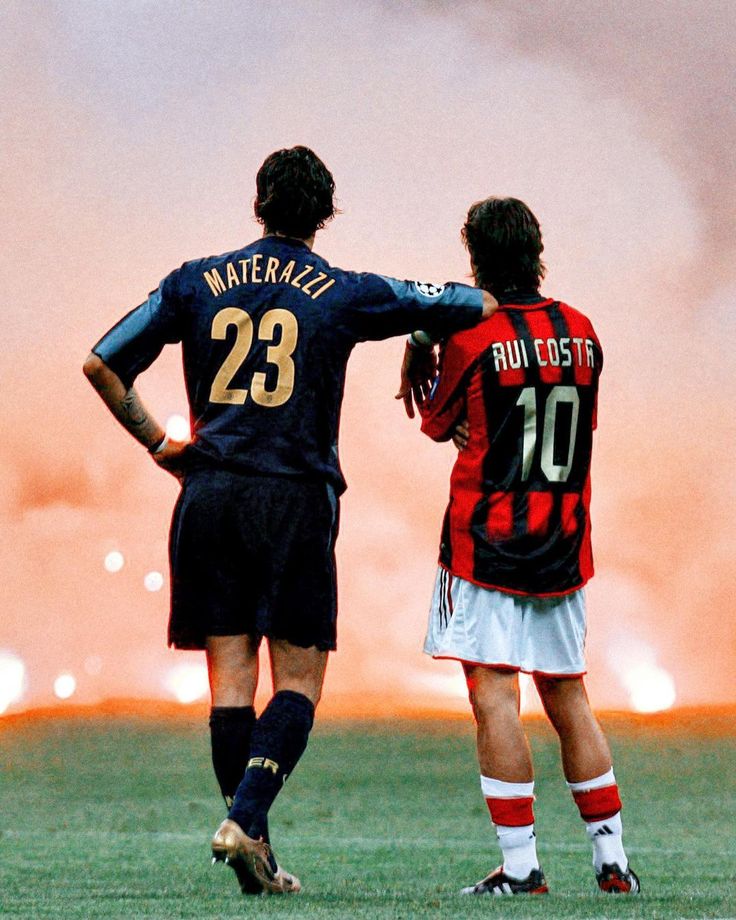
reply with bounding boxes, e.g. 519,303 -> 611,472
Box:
254,146 -> 336,240
461,197 -> 546,295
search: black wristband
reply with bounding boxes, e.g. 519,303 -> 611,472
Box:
148,433 -> 168,455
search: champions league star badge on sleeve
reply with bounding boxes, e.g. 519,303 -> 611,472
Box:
414,281 -> 446,298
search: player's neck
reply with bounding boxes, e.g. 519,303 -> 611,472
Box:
263,231 -> 315,251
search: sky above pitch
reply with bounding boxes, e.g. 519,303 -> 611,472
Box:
1,1 -> 734,713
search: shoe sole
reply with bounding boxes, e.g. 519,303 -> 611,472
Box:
461,883 -> 549,895
599,879 -> 640,894
212,844 -> 303,896
597,866 -> 640,895
211,850 -> 263,896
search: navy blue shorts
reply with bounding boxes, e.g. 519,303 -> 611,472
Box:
168,470 -> 339,651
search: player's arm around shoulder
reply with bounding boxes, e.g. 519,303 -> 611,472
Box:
414,335 -> 475,442
396,287 -> 497,418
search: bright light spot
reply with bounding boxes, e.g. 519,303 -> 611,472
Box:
84,656 -> 103,676
622,664 -> 676,713
166,414 -> 190,441
519,672 -> 534,714
164,663 -> 208,704
104,550 -> 124,573
0,651 -> 26,714
144,570 -> 164,593
54,673 -> 77,700
410,669 -> 469,702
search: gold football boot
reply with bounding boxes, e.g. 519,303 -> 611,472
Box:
211,818 -> 301,895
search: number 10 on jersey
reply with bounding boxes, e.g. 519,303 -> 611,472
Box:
516,385 -> 580,483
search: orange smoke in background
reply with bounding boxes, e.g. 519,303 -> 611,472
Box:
1,2 -> 734,717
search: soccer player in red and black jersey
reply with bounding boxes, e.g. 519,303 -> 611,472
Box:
401,197 -> 639,896
83,147 -> 496,896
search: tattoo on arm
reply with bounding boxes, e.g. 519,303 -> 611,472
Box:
121,390 -> 150,429
116,387 -> 163,448
85,357 -> 164,449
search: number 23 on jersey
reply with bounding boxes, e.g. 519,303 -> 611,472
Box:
209,307 -> 299,408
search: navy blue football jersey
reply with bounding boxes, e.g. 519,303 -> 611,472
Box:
93,236 -> 483,493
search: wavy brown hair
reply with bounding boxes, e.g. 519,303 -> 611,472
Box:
254,146 -> 336,239
461,197 -> 546,295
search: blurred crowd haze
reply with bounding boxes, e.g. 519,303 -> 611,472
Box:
1,1 -> 734,715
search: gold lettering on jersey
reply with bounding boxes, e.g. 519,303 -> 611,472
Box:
301,271 -> 327,295
203,268 -> 227,297
264,256 -> 280,283
291,264 -> 314,289
278,260 -> 296,283
201,257 -> 335,299
310,277 -> 336,299
251,253 -> 263,283
226,262 -> 240,288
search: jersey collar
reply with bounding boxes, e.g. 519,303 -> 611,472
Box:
496,290 -> 554,311
262,235 -> 311,251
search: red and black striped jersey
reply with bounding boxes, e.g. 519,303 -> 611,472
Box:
420,295 -> 602,597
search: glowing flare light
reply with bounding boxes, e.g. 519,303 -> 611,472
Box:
621,664 -> 676,713
164,663 -> 208,704
53,673 -> 77,700
0,651 -> 26,714
144,571 -> 164,592
104,550 -> 124,573
166,414 -> 190,442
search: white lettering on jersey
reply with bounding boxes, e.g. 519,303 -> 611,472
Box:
492,341 -> 507,371
508,339 -> 524,369
498,336 -> 596,371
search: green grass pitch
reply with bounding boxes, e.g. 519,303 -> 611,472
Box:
0,709 -> 733,919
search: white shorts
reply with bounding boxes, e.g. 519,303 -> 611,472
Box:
424,567 -> 587,676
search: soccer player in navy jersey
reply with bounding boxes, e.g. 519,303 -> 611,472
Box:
400,197 -> 639,896
83,146 -> 496,895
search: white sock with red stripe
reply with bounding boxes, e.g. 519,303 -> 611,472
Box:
481,776 -> 539,879
567,768 -> 628,872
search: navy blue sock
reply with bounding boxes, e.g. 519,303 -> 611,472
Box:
228,690 -> 315,839
209,706 -> 256,808
209,705 -> 273,847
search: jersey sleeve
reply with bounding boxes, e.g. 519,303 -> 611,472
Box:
339,273 -> 483,342
419,337 -> 476,441
92,271 -> 183,389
